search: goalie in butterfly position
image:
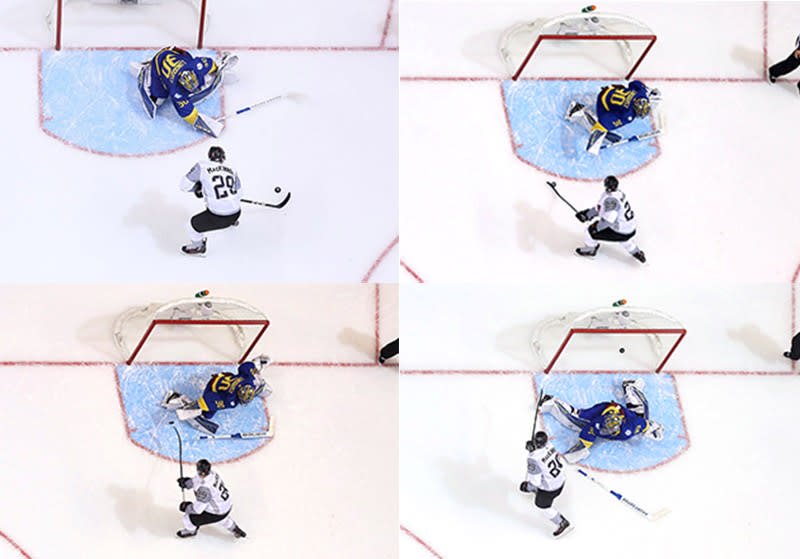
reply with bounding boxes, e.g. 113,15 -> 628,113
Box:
541,378 -> 664,463
574,175 -> 646,263
161,355 -> 272,435
565,79 -> 661,155
132,46 -> 238,137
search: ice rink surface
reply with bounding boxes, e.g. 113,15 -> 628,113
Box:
400,281 -> 800,558
0,283 -> 399,558
400,1 -> 800,283
0,0 -> 398,282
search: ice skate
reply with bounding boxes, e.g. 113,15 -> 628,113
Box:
552,517 -> 573,538
575,245 -> 599,257
181,238 -> 207,257
539,394 -> 554,412
632,250 -> 646,263
565,101 -> 585,121
218,52 -> 239,72
784,351 -> 797,360
622,378 -> 644,391
767,72 -> 776,84
176,528 -> 198,538
160,390 -> 181,409
231,524 -> 247,538
796,82 -> 800,96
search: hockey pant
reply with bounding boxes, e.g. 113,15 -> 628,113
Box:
584,222 -> 639,254
187,210 -> 241,242
184,508 -> 235,531
769,49 -> 800,79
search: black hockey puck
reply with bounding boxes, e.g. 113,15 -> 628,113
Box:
619,347 -> 626,353
274,186 -> 281,193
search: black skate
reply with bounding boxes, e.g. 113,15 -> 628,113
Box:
575,246 -> 599,257
631,250 -> 646,263
181,239 -> 207,257
565,101 -> 585,120
177,529 -> 198,538
232,525 -> 247,538
553,517 -> 573,538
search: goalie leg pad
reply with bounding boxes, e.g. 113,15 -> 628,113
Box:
586,129 -> 607,155
187,415 -> 220,435
161,391 -> 193,410
137,65 -> 158,119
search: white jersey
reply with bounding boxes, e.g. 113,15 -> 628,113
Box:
187,469 -> 233,515
595,190 -> 636,234
180,159 -> 242,216
526,442 -> 567,492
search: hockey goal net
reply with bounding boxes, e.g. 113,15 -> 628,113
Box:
500,10 -> 656,80
531,304 -> 685,373
48,0 -> 209,50
113,295 -> 269,365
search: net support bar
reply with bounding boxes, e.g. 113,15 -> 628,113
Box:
543,327 -> 686,374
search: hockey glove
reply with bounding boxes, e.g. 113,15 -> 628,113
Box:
519,481 -> 537,493
575,209 -> 592,223
179,501 -> 193,513
192,182 -> 203,198
177,477 -> 193,489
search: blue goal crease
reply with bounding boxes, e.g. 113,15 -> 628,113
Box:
116,364 -> 271,463
534,373 -> 686,472
502,80 -> 659,180
41,49 -> 222,156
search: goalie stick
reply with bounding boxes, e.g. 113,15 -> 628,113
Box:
220,92 -> 303,121
198,430 -> 273,440
545,181 -> 580,213
575,467 -> 670,521
241,191 -> 292,210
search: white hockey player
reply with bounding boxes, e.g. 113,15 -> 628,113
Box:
519,431 -> 572,538
180,146 -> 242,256
161,355 -> 272,435
541,378 -> 664,463
176,459 -> 246,538
574,175 -> 646,263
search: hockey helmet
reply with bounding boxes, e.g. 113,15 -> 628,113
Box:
633,97 -> 651,117
178,69 -> 200,92
196,459 -> 211,476
525,431 -> 548,452
237,384 -> 255,405
208,146 -> 226,163
604,175 -> 619,192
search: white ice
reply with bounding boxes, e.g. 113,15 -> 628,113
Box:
0,0 -> 398,282
0,283 -> 398,558
400,280 -> 799,558
400,1 -> 800,283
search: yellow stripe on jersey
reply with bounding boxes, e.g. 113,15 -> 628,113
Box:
198,397 -> 210,412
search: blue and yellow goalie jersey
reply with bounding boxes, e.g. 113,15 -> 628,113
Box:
595,80 -> 650,132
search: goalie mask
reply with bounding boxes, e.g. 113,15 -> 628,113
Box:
237,384 -> 255,405
633,97 -> 651,117
178,69 -> 200,92
600,405 -> 624,435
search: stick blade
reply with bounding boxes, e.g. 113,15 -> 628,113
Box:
647,508 -> 671,521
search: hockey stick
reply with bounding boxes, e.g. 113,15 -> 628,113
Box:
545,181 -> 580,213
220,92 -> 303,121
575,467 -> 670,521
241,191 -> 292,210
600,128 -> 663,149
169,422 -> 186,501
198,430 -> 273,440
530,389 -> 546,441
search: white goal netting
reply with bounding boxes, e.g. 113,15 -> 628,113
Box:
113,296 -> 269,364
531,304 -> 685,373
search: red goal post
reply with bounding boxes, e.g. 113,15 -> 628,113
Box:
531,305 -> 686,374
500,11 -> 657,81
113,296 -> 270,365
49,0 -> 209,51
